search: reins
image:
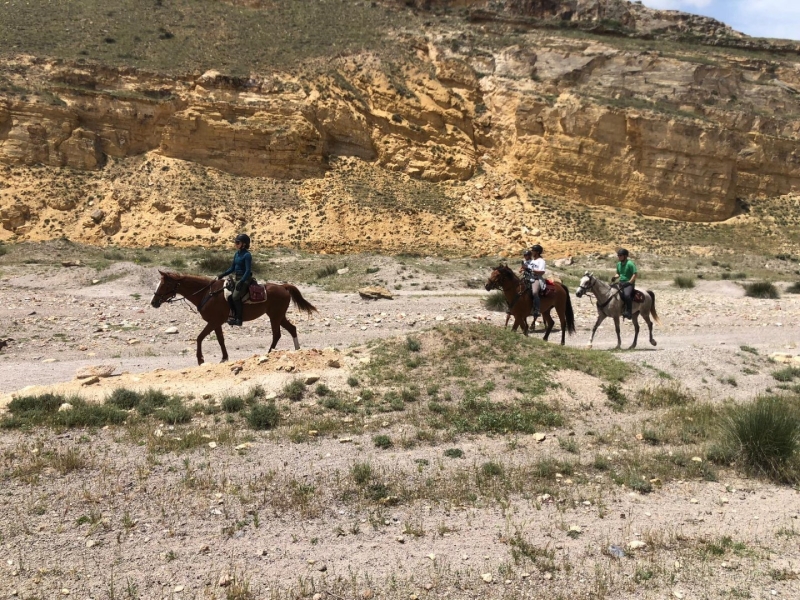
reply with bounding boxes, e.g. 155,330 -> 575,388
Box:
157,277 -> 220,315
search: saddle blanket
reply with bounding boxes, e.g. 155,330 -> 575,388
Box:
633,290 -> 645,303
541,280 -> 557,297
224,283 -> 268,304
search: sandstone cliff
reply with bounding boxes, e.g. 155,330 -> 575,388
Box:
1,0 -> 800,254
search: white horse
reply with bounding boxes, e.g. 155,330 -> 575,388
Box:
575,272 -> 660,350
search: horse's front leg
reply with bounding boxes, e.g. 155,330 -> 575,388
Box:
214,325 -> 229,363
613,316 -> 622,350
588,313 -> 606,349
196,322 -> 215,365
629,314 -> 640,350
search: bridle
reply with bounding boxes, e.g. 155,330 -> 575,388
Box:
152,276 -> 217,311
578,274 -> 619,309
577,274 -> 596,298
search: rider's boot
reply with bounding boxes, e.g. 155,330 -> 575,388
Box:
232,299 -> 244,327
226,296 -> 237,325
623,296 -> 632,320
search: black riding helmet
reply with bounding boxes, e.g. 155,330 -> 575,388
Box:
523,249 -> 532,257
531,244 -> 543,254
617,248 -> 629,257
235,233 -> 251,250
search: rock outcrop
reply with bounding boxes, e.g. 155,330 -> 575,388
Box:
1,0 -> 800,253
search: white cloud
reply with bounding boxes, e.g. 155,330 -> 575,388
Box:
640,0 -> 800,40
640,0 -> 715,9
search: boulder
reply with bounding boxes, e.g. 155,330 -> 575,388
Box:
75,364 -> 116,379
358,286 -> 394,300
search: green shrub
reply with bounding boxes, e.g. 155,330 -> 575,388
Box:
107,388 -> 141,410
772,366 -> 800,382
197,254 -> 231,274
444,448 -> 464,458
347,376 -> 360,387
315,383 -> 332,396
673,275 -> 695,289
636,384 -> 694,408
786,282 -> 800,294
405,336 -> 421,352
351,462 -> 372,485
373,434 -> 392,449
2,393 -> 128,429
482,291 -> 508,312
246,402 -> 280,430
745,281 -> 779,299
602,382 -> 628,411
481,461 -> 504,478
169,257 -> 187,269
315,264 -> 338,279
282,379 -> 305,402
724,396 -> 799,482
221,395 -> 245,413
157,400 -> 192,425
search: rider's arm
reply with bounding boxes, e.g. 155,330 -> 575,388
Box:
629,272 -> 637,285
241,252 -> 252,282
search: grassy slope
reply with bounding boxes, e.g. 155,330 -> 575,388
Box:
0,0 -> 408,74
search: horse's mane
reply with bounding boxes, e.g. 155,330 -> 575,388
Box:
162,271 -> 214,284
495,263 -> 519,281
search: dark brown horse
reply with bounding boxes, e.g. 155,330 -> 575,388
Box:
485,265 -> 576,345
151,271 -> 317,365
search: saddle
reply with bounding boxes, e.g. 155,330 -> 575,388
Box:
541,280 -> 557,297
633,290 -> 645,303
223,279 -> 268,304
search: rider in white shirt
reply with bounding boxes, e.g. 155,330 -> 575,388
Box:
527,244 -> 546,318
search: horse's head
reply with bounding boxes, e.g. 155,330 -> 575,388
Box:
485,263 -> 514,292
575,271 -> 595,298
151,270 -> 181,308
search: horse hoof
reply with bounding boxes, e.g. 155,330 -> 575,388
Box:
650,339 -> 657,346
586,344 -> 593,350
220,357 -> 228,363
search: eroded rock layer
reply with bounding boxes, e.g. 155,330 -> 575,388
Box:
1,0 -> 800,252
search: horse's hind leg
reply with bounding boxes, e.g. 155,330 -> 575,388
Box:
196,322 -> 215,366
643,302 -> 657,346
629,315 -> 640,350
214,325 -> 229,363
556,306 -> 567,345
268,317 -> 282,352
613,317 -> 622,350
281,316 -> 300,350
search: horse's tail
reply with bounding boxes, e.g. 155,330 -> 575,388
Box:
647,291 -> 661,324
561,284 -> 577,335
283,284 -> 318,316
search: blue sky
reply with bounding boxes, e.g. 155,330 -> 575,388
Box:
639,1 -> 800,40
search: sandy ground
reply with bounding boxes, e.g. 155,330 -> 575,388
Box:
1,258 -> 799,599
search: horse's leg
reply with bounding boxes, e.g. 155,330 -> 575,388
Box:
543,311 -> 555,342
281,316 -> 300,350
588,313 -> 606,349
267,317 -> 282,352
214,325 -> 229,363
629,314 -> 640,350
556,305 -> 567,346
196,321 -> 215,366
504,313 -> 512,329
613,316 -> 622,350
642,301 -> 657,346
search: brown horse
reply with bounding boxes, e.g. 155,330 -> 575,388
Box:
485,264 -> 576,345
151,271 -> 317,365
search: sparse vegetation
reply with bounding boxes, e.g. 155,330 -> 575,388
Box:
745,281 -> 779,299
673,275 -> 695,288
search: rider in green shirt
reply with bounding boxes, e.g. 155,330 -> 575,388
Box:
614,248 -> 637,319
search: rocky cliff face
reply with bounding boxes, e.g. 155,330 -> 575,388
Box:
1,0 -> 800,253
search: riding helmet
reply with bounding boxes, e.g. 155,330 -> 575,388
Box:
531,244 -> 543,254
523,249 -> 532,257
616,248 -> 629,257
235,233 -> 251,250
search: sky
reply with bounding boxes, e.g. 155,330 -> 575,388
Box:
639,0 -> 800,40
